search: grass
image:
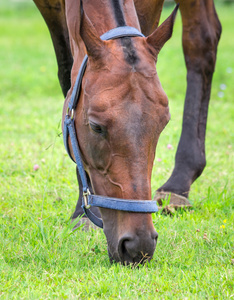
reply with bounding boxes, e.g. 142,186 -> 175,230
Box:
0,1 -> 233,299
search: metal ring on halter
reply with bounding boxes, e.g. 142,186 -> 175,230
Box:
83,189 -> 91,209
66,107 -> 74,119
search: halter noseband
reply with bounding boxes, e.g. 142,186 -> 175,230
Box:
63,26 -> 158,228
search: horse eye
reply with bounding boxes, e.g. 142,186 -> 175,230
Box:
89,122 -> 104,135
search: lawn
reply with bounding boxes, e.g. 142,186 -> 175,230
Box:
0,1 -> 233,299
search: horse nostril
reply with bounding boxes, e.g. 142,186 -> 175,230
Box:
118,235 -> 135,264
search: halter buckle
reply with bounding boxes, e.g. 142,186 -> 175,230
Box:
83,189 -> 91,209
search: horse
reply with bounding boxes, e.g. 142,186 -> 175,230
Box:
33,0 -> 221,265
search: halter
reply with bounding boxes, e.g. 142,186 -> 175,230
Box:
63,26 -> 158,228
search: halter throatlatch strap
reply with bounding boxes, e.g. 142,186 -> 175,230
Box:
63,26 -> 158,229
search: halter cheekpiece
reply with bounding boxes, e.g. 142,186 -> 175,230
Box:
63,26 -> 158,228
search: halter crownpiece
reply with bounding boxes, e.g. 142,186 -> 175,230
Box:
63,26 -> 158,228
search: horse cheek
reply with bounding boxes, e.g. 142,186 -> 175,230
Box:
86,137 -> 111,172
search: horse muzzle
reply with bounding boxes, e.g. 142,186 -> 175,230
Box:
106,224 -> 158,265
101,209 -> 158,265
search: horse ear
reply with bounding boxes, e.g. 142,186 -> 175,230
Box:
80,6 -> 105,59
146,4 -> 179,56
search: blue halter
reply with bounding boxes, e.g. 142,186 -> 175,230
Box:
63,26 -> 158,228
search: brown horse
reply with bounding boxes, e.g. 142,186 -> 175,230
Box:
33,0 -> 221,264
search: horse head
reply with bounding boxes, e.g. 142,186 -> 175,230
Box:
63,5 -> 178,265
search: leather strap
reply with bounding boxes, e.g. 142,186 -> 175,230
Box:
64,115 -> 89,193
85,194 -> 158,213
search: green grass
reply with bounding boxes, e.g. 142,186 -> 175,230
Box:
0,1 -> 233,299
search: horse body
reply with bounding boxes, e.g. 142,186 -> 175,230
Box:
33,0 -> 221,264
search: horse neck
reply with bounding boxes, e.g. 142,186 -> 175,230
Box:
84,0 -> 141,35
